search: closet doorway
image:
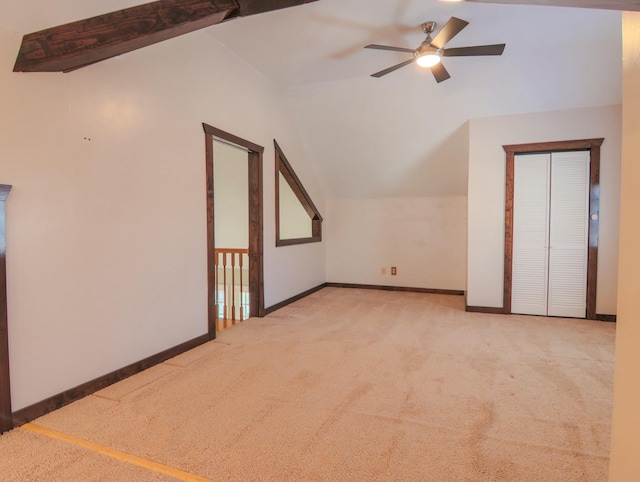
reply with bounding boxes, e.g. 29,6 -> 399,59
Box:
503,139 -> 603,319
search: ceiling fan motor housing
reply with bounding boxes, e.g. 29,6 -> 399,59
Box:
414,40 -> 440,60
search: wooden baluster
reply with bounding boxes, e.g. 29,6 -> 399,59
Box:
239,251 -> 244,321
213,248 -> 249,330
231,252 -> 236,324
214,250 -> 220,332
223,252 -> 227,328
243,251 -> 248,320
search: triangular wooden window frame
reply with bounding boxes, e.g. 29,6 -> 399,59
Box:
274,141 -> 322,246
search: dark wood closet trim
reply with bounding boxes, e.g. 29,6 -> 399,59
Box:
464,293 -> 506,314
503,138 -> 604,319
0,185 -> 12,434
12,333 -> 209,428
203,123 -> 264,340
325,282 -> 464,296
274,140 -> 322,247
596,314 -> 617,323
465,306 -> 506,314
263,283 -> 327,315
466,309 -> 616,322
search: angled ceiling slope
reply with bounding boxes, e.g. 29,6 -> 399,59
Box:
12,0 -> 637,73
12,0 -> 318,73
464,0 -> 640,11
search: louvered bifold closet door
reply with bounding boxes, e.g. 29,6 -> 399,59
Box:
547,151 -> 590,318
512,153 -> 551,316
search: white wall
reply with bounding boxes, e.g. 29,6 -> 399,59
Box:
214,141 -> 248,249
467,105 -> 621,314
326,197 -> 467,291
609,11 -> 640,480
0,24 -> 325,410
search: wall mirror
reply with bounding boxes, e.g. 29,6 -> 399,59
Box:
274,140 -> 322,246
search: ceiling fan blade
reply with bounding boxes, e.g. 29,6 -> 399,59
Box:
443,44 -> 506,57
431,17 -> 469,49
365,44 -> 415,53
371,58 -> 415,78
431,62 -> 451,83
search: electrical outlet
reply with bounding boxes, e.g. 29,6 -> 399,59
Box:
391,266 -> 397,276
381,267 -> 386,275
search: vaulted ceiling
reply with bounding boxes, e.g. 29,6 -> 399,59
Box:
3,0 -> 623,199
209,0 -> 622,198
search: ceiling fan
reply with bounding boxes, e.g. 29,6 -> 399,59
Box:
365,17 -> 505,83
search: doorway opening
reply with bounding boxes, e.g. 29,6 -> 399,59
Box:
203,124 -> 264,340
213,140 -> 249,330
503,138 -> 603,319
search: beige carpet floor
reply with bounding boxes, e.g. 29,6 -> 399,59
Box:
0,288 -> 616,481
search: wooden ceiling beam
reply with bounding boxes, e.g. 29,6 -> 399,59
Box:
464,0 -> 640,12
13,0 -> 238,72
13,0 -> 319,73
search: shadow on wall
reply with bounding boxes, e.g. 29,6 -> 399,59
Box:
396,122 -> 470,197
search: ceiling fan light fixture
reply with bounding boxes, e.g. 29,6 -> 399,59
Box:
414,43 -> 442,68
416,51 -> 442,68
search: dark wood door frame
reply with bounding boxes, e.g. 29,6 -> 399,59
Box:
503,138 -> 603,319
203,124 -> 264,340
0,184 -> 13,434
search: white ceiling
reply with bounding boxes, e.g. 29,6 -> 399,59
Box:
3,0 -> 623,199
208,0 -> 623,198
209,0 -> 619,90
